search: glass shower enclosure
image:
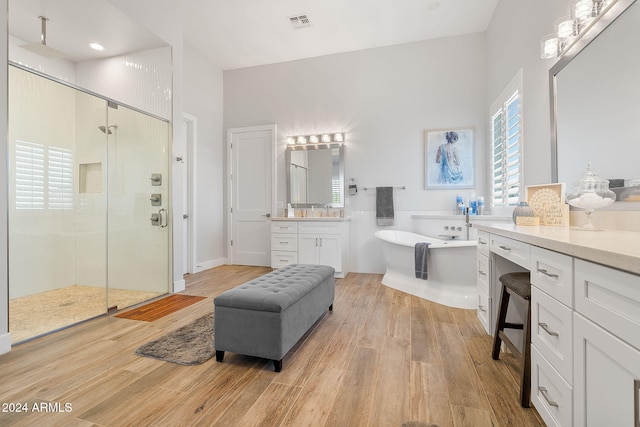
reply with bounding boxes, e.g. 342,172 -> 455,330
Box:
8,65 -> 171,343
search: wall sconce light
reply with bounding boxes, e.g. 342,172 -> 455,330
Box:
287,132 -> 346,148
541,0 -> 613,59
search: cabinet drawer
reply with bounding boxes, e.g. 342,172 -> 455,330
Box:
490,234 -> 530,269
531,246 -> 573,308
271,234 -> 298,251
477,253 -> 490,294
477,287 -> 491,334
270,221 -> 298,233
531,346 -> 573,427
531,287 -> 573,384
574,258 -> 640,350
477,230 -> 490,257
271,251 -> 298,269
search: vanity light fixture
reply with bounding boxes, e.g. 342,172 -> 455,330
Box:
287,132 -> 346,148
540,0 -> 614,59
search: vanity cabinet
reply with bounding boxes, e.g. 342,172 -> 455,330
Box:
270,220 -> 349,278
477,224 -> 640,427
270,222 -> 298,269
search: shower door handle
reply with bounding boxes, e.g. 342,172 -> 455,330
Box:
159,208 -> 168,228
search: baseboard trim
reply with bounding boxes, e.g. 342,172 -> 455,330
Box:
173,279 -> 186,293
0,332 -> 12,355
195,258 -> 226,273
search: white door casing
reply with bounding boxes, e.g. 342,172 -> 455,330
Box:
227,125 -> 276,266
182,113 -> 197,274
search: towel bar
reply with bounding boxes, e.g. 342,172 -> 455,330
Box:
363,186 -> 406,190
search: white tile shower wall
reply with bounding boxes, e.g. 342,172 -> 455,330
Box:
8,67 -> 78,298
75,47 -> 172,120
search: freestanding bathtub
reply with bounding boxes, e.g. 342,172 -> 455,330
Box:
374,230 -> 477,309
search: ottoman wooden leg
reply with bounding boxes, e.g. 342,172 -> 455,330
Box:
273,359 -> 282,372
216,350 -> 225,362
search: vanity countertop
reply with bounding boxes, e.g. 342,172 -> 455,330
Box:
474,223 -> 640,276
271,217 -> 350,222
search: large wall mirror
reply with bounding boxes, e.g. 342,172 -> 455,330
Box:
286,145 -> 345,208
551,0 -> 640,204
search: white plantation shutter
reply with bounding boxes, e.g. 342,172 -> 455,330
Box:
15,141 -> 45,209
490,71 -> 523,208
48,146 -> 74,210
14,140 -> 73,210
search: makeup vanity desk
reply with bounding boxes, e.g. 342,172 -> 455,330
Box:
474,223 -> 640,427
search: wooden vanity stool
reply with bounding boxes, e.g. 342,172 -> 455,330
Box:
492,271 -> 532,408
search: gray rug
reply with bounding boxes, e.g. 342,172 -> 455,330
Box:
135,313 -> 214,365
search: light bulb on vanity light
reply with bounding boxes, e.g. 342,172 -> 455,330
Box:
540,34 -> 560,59
333,133 -> 344,142
286,136 -> 296,145
309,135 -> 319,143
297,136 -> 307,144
321,134 -> 331,143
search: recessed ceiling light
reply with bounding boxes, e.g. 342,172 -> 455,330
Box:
427,1 -> 441,10
89,43 -> 104,51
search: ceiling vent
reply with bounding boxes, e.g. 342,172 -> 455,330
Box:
289,14 -> 311,29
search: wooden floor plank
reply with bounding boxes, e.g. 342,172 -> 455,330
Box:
0,266 -> 545,427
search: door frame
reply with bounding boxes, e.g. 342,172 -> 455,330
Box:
183,113 -> 197,274
226,124 -> 277,265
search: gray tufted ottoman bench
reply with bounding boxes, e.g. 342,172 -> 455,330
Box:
213,264 -> 335,372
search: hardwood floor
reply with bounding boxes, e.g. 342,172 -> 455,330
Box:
0,265 -> 545,426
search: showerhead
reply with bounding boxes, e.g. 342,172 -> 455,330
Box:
98,125 -> 118,135
19,16 -> 66,59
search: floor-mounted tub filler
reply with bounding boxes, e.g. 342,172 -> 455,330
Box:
375,230 -> 477,309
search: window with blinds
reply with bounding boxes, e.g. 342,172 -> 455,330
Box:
490,72 -> 522,208
15,141 -> 73,210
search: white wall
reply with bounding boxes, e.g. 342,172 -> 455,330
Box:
224,34 -> 488,273
183,44 -> 226,270
486,0 -> 570,187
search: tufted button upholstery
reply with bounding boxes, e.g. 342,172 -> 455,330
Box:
214,264 -> 335,313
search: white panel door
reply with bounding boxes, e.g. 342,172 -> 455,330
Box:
228,125 -> 275,266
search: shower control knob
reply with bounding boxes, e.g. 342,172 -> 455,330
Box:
183,214 -> 189,219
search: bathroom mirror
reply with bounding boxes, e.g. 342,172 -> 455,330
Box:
286,145 -> 345,208
551,0 -> 640,203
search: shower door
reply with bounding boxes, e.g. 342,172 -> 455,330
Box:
8,65 -> 171,344
105,104 -> 171,310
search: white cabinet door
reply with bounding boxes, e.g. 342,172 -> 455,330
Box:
318,234 -> 341,272
298,234 -> 319,264
298,234 -> 341,271
574,313 -> 640,427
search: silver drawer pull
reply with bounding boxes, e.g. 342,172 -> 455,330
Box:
538,386 -> 559,407
538,322 -> 559,337
478,305 -> 487,312
538,268 -> 559,279
479,270 -> 487,276
279,242 -> 289,244
498,245 -> 511,251
478,238 -> 487,245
